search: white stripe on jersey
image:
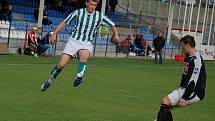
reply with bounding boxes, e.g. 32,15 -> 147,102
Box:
102,15 -> 115,28
64,11 -> 77,25
89,11 -> 101,42
78,9 -> 88,41
63,8 -> 115,42
188,51 -> 202,85
84,14 -> 94,41
73,9 -> 84,39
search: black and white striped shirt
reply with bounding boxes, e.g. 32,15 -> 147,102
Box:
180,51 -> 206,100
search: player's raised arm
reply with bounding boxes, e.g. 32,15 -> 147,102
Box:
50,10 -> 77,43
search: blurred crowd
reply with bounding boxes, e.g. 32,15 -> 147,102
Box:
118,31 -> 165,63
0,0 -> 13,21
47,0 -> 118,13
24,26 -> 53,57
119,34 -> 152,57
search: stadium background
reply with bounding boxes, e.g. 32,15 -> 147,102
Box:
0,0 -> 215,121
1,0 -> 214,59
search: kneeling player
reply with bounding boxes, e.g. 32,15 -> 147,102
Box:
155,35 -> 206,121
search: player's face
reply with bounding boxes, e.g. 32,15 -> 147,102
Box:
158,32 -> 162,37
86,1 -> 98,14
180,43 -> 189,55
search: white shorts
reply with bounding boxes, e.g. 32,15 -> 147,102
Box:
63,38 -> 93,56
168,88 -> 200,106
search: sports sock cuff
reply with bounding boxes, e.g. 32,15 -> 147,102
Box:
56,65 -> 62,71
80,62 -> 87,65
51,65 -> 62,79
77,62 -> 87,77
160,104 -> 170,108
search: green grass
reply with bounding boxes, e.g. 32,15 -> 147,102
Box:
0,55 -> 214,121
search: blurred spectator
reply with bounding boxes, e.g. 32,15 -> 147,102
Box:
55,0 -> 65,12
140,35 -> 147,54
134,34 -> 141,47
37,32 -> 54,56
1,0 -> 8,7
0,2 -> 12,21
140,35 -> 147,47
115,35 -> 131,54
95,0 -> 109,14
57,0 -> 63,8
27,26 -> 50,57
105,1 -> 110,14
34,5 -> 53,25
120,35 -> 132,54
6,4 -> 13,22
77,0 -> 86,8
140,35 -> 152,56
70,0 -> 78,9
132,34 -> 152,56
133,34 -> 144,55
109,0 -> 118,13
120,35 -> 131,47
28,26 -> 41,57
0,4 -> 5,20
153,32 -> 165,64
0,3 -> 7,21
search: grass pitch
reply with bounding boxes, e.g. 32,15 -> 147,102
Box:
0,55 -> 214,121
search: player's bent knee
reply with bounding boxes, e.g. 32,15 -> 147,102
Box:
79,57 -> 88,62
162,96 -> 171,105
79,50 -> 90,60
57,63 -> 66,69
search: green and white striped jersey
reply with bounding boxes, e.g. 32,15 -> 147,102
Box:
64,8 -> 115,42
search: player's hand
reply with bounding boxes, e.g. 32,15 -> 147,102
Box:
112,34 -> 120,45
50,32 -> 57,44
178,98 -> 187,108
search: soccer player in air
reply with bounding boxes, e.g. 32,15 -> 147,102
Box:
155,35 -> 206,121
41,0 -> 120,91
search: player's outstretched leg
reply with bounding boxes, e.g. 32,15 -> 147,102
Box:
41,65 -> 62,91
74,50 -> 89,87
73,62 -> 86,87
41,54 -> 71,91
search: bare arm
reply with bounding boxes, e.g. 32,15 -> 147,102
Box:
102,15 -> 120,44
111,26 -> 120,44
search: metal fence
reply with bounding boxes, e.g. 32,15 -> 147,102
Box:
118,0 -> 215,46
0,21 -> 181,60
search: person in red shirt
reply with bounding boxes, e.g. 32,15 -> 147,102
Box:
140,35 -> 147,47
120,35 -> 131,47
28,26 -> 41,57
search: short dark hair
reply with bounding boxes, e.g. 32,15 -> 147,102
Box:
87,0 -> 100,3
180,35 -> 196,47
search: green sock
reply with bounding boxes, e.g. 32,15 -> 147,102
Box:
76,62 -> 87,77
48,65 -> 62,83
